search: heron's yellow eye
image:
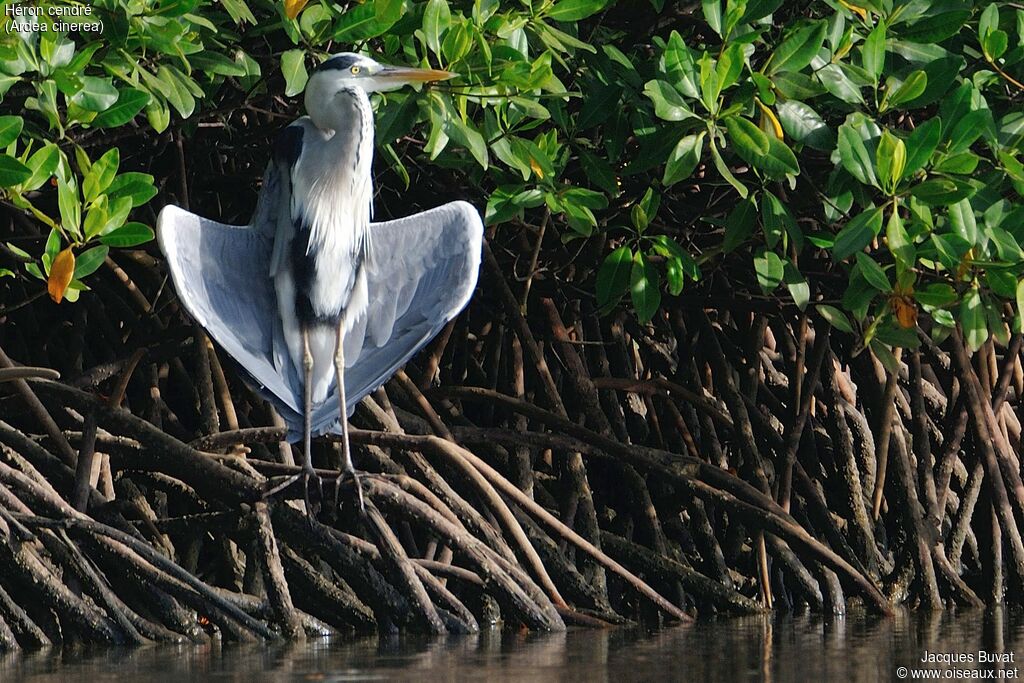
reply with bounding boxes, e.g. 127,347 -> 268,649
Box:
350,65 -> 360,75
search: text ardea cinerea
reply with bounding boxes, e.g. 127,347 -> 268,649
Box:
157,53 -> 484,511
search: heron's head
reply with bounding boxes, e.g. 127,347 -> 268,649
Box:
306,53 -> 454,99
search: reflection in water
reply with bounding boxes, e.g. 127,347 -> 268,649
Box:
2,608 -> 1023,682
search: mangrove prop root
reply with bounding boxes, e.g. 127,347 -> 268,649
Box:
5,274 -> 1024,648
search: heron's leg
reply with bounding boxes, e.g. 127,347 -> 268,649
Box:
334,317 -> 364,512
301,324 -> 322,515
262,326 -> 322,509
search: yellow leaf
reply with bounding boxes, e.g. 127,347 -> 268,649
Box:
838,0 -> 868,20
284,0 -> 309,20
529,157 -> 544,179
756,99 -> 784,141
48,247 -> 75,304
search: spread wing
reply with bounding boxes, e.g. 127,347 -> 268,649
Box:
305,200 -> 484,436
159,194 -> 483,442
156,163 -> 304,420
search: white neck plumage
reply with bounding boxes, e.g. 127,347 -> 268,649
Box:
303,85 -> 375,265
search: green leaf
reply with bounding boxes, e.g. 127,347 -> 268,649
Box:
817,63 -> 864,104
0,116 -> 23,148
547,0 -> 609,22
903,118 -> 941,176
910,178 -> 976,206
709,139 -> 748,198
862,21 -> 886,81
23,143 -> 59,191
596,246 -> 632,306
190,52 -> 249,77
57,168 -> 82,237
422,0 -> 451,55
882,70 -> 927,111
643,80 -> 694,122
916,283 -> 958,308
93,89 -> 150,128
665,257 -> 684,296
948,198 -> 978,246
979,4 -> 1000,39
724,116 -> 770,163
773,72 -> 826,100
73,245 -> 109,279
761,191 -> 797,250
724,197 -> 757,253
775,100 -> 834,151
375,0 -> 403,22
44,228 -> 61,264
833,207 -> 883,260
987,226 -> 1023,262
753,249 -> 784,292
886,210 -> 913,267
145,97 -> 170,134
40,33 -> 75,69
579,150 -> 619,196
663,132 -> 704,186
562,188 -> 608,210
870,341 -> 900,372
983,29 -> 1009,61
817,304 -> 853,333
986,270 -> 1018,299
876,130 -> 906,193
631,204 -> 649,234
767,21 -> 826,75
837,122 -> 879,188
875,323 -> 920,349
149,66 -> 197,119
97,196 -> 132,237
716,43 -> 745,91
84,148 -> 119,203
0,155 -> 31,187
702,0 -> 722,35
783,262 -> 809,310
333,3 -> 399,41
71,76 -> 119,113
894,11 -> 970,43
855,253 -> 891,292
946,110 -> 990,154
662,31 -> 699,98
84,196 -> 109,239
630,252 -> 661,322
446,114 -> 488,169
932,152 -> 980,175
960,286 -> 987,351
758,137 -> 800,179
1017,279 -> 1024,323
281,50 -> 308,98
107,172 -> 158,207
100,222 -> 155,248
931,233 -> 970,271
699,53 -> 721,110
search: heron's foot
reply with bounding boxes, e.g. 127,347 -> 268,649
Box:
334,466 -> 365,514
262,466 -> 323,517
301,464 -> 323,517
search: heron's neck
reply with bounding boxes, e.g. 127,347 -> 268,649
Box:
317,87 -> 374,144
304,87 -> 375,260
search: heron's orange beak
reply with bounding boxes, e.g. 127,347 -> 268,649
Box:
376,65 -> 456,84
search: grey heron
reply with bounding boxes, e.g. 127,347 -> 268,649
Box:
157,53 -> 484,511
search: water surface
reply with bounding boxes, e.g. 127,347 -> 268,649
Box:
3,608 -> 1022,681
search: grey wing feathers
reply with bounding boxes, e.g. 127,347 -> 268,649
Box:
156,202 -> 303,418
306,200 -> 484,436
158,197 -> 482,443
